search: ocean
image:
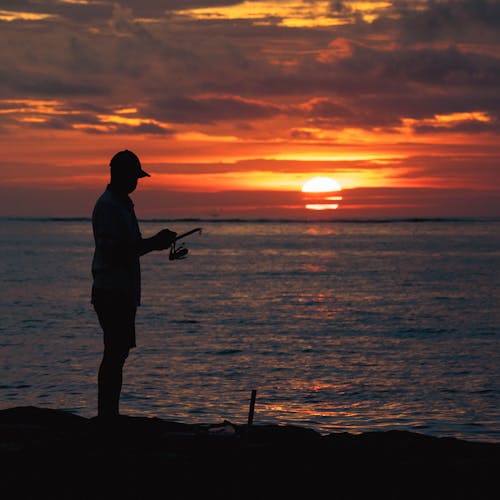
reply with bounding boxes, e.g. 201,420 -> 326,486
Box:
1,218 -> 499,442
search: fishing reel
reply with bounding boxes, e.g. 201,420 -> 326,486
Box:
169,241 -> 189,260
168,227 -> 202,261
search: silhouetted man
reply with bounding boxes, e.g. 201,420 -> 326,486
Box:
91,150 -> 177,418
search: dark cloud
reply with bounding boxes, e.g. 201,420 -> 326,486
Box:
148,96 -> 282,124
342,186 -> 500,218
394,0 -> 500,44
197,42 -> 500,130
328,1 -> 352,15
299,43 -> 500,96
131,122 -> 175,135
66,36 -> 103,74
0,1 -> 245,22
0,0 -> 499,133
67,102 -> 110,114
117,1 -> 245,18
41,114 -> 173,135
0,98 -> 175,136
374,46 -> 500,88
358,94 -> 500,121
0,0 -> 112,23
414,121 -> 499,135
30,114 -> 100,131
0,67 -> 109,97
303,97 -> 389,128
399,155 -> 500,185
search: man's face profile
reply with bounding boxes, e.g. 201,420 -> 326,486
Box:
111,168 -> 139,194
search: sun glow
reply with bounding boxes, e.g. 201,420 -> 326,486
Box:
301,177 -> 342,193
401,111 -> 492,131
0,10 -> 56,21
177,1 -> 391,27
302,177 -> 343,211
305,204 -> 341,210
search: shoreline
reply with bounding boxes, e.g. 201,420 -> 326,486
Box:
1,406 -> 498,499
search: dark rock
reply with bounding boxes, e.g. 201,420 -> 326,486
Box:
0,406 -> 498,499
0,405 -> 86,429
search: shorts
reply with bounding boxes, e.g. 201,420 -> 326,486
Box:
92,287 -> 137,350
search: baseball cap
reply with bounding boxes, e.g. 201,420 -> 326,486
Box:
110,150 -> 150,178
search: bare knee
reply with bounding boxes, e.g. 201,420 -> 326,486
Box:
101,348 -> 129,368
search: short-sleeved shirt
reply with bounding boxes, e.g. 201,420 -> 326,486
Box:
91,185 -> 142,306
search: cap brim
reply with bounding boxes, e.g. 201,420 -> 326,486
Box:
137,169 -> 150,178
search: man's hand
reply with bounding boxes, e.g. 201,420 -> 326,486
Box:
152,229 -> 177,250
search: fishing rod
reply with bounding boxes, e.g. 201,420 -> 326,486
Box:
169,227 -> 202,260
175,227 -> 203,242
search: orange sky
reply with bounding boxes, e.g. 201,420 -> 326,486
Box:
0,1 -> 499,218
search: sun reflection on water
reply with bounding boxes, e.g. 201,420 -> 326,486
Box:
1,219 -> 499,442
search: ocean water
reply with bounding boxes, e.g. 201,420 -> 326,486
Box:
1,218 -> 499,442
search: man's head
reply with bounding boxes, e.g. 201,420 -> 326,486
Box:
109,150 -> 150,193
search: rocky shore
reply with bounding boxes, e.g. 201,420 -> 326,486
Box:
1,406 -> 498,499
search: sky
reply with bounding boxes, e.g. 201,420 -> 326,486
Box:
0,0 -> 499,219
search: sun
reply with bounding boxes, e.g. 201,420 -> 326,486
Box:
301,177 -> 342,193
301,177 -> 343,211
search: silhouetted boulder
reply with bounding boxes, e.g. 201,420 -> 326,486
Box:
0,406 -> 498,499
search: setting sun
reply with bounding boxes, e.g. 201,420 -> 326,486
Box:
301,177 -> 343,211
301,177 -> 342,193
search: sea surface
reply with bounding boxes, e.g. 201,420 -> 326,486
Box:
1,218 -> 499,442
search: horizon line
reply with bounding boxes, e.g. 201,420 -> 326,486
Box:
2,216 -> 499,224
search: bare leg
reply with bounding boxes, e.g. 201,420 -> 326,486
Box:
98,348 -> 129,418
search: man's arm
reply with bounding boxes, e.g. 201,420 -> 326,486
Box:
95,201 -> 176,259
138,229 -> 177,256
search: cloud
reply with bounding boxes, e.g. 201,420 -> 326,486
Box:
147,95 -> 283,124
119,1 -> 245,18
0,0 -> 499,218
393,0 -> 500,45
0,68 -> 109,98
342,186 -> 500,218
0,1 -> 245,24
0,98 -> 176,135
0,0 -> 112,23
